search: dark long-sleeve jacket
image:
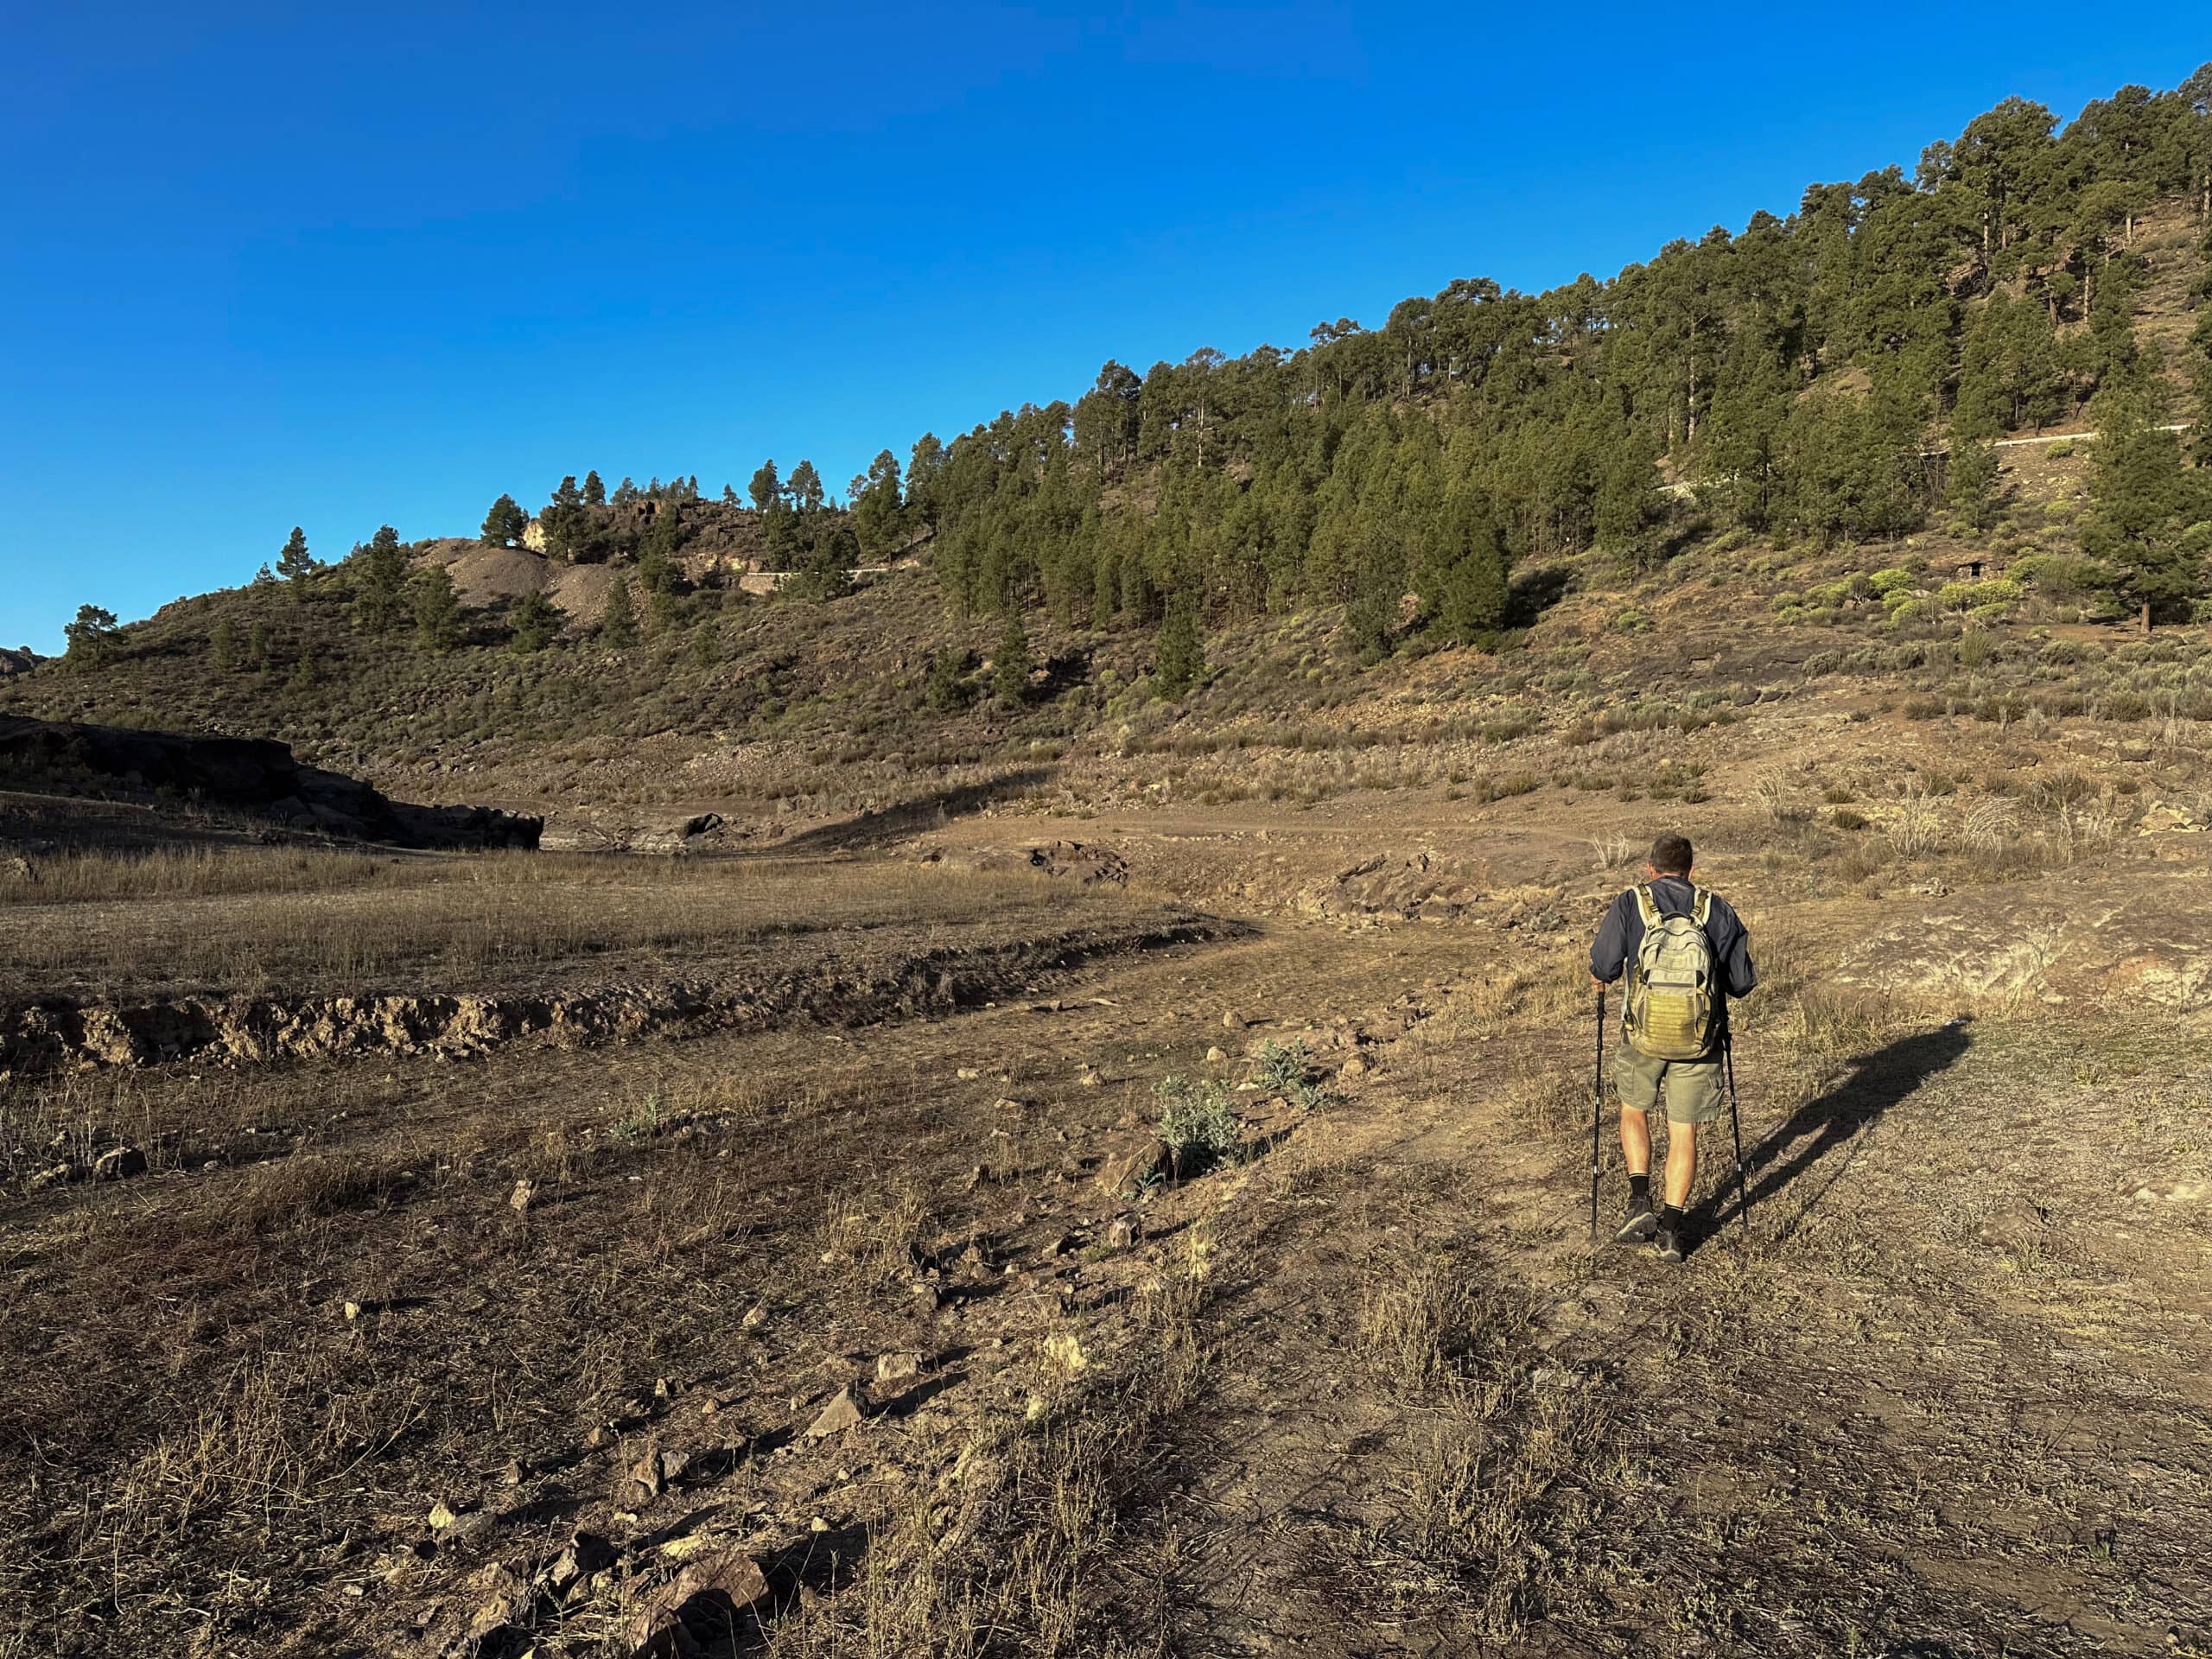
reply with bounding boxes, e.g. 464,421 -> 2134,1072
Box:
1590,875 -> 1758,1017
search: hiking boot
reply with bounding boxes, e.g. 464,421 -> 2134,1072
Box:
1613,1198 -> 1656,1244
1655,1211 -> 1687,1263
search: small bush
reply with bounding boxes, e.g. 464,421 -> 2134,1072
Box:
1154,1077 -> 1242,1176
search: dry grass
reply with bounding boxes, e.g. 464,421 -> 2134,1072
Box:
0,852 -> 1105,1002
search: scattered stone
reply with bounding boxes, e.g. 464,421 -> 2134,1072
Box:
1975,1197 -> 2049,1250
810,1515 -> 833,1533
500,1459 -> 525,1487
1097,1138 -> 1171,1198
585,1424 -> 610,1449
1043,1332 -> 1089,1375
1206,1046 -> 1228,1063
807,1386 -> 869,1438
343,1300 -> 363,1322
428,1499 -> 461,1531
957,1067 -> 981,1081
545,1530 -> 614,1593
741,1302 -> 769,1330
1077,1068 -> 1103,1088
1223,1012 -> 1243,1030
627,1547 -> 771,1658
875,1351 -> 923,1385
1106,1215 -> 1141,1251
91,1145 -> 147,1182
628,1443 -> 671,1499
439,1510 -> 496,1549
462,1562 -> 531,1645
1047,1231 -> 1080,1258
1339,1054 -> 1370,1080
509,1179 -> 536,1213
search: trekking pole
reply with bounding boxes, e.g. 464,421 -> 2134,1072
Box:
1725,1033 -> 1751,1231
1590,988 -> 1605,1238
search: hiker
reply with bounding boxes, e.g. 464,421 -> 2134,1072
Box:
1590,833 -> 1757,1262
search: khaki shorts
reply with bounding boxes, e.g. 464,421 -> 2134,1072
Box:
1614,1046 -> 1724,1126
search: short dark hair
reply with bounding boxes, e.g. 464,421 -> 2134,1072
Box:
1649,833 -> 1694,874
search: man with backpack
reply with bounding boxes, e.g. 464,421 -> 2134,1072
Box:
1590,833 -> 1758,1262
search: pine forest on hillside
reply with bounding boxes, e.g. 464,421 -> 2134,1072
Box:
23,68 -> 2212,693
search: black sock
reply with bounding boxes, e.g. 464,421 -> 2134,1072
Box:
1628,1173 -> 1650,1207
1661,1204 -> 1686,1228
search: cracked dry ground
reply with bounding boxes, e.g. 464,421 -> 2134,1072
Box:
8,849 -> 2212,1659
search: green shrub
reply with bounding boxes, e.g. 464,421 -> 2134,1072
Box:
1155,1077 -> 1243,1176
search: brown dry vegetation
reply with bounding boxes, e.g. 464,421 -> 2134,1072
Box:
6,691 -> 2212,1656
9,241 -> 2212,1649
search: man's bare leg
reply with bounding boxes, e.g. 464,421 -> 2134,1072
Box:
1619,1104 -> 1651,1178
1657,1122 -> 1697,1262
1615,1106 -> 1656,1242
1664,1122 -> 1698,1210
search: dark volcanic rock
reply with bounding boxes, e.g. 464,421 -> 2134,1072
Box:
0,715 -> 539,849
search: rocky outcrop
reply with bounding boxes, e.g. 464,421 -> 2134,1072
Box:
0,917 -> 1229,1073
0,715 -> 539,849
0,647 -> 41,678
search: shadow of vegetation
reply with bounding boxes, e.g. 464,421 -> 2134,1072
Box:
766,766 -> 1056,855
1505,563 -> 1573,630
1699,1019 -> 1974,1243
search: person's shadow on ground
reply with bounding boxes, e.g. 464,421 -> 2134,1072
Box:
1694,1017 -> 1974,1249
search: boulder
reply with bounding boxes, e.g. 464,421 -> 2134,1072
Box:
875,1351 -> 923,1386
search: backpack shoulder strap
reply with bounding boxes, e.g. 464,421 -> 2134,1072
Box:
1632,884 -> 1662,928
1692,887 -> 1713,927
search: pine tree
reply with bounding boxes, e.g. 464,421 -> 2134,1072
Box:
412,565 -> 463,652
2192,307 -> 2212,467
355,525 -> 410,632
63,604 -> 120,666
276,526 -> 317,597
748,461 -> 780,512
582,469 -> 607,506
1155,594 -> 1205,696
509,589 -> 561,652
925,649 -> 973,711
787,461 -> 825,514
212,617 -> 240,671
2085,402 -> 2196,630
993,611 -> 1033,704
852,448 -> 906,560
599,579 -> 639,646
1947,437 -> 2000,530
480,493 -> 528,546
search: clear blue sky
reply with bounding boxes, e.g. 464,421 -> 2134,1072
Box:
3,3 -> 2207,653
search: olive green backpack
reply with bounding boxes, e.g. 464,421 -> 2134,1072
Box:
1624,884 -> 1719,1061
